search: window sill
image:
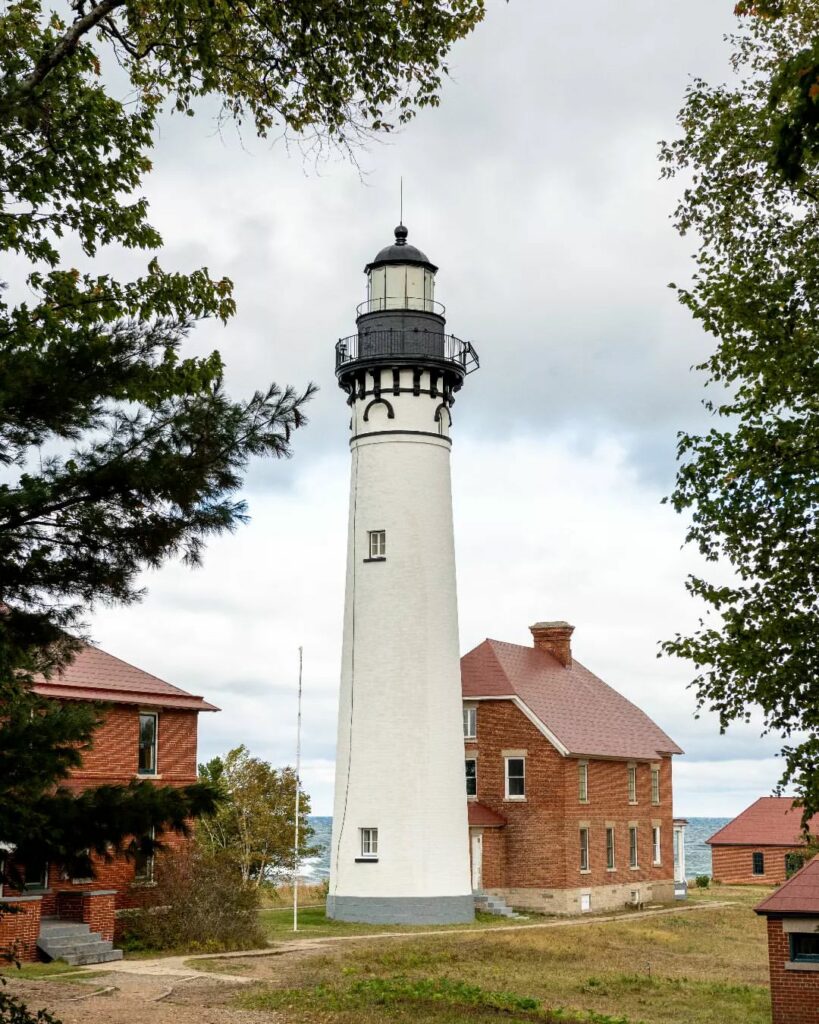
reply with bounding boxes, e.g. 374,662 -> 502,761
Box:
606,867 -> 617,873
653,861 -> 662,867
131,881 -> 157,889
355,858 -> 379,863
362,557 -> 386,563
504,797 -> 526,803
464,737 -> 477,743
580,869 -> 591,875
630,866 -> 640,871
786,961 -> 819,972
136,773 -> 161,779
467,795 -> 477,801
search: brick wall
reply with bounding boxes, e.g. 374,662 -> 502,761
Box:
9,702 -> 199,919
766,916 -> 819,1024
0,897 -> 42,963
712,845 -> 804,885
467,700 -> 675,903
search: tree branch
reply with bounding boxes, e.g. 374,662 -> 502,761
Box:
7,0 -> 127,106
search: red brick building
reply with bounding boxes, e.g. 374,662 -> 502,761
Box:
755,856 -> 819,1024
707,798 -> 818,886
462,621 -> 683,915
0,643 -> 217,961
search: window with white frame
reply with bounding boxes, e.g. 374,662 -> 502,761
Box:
627,763 -> 637,804
368,530 -> 386,559
463,706 -> 477,740
360,828 -> 378,859
606,827 -> 616,870
138,711 -> 158,775
651,766 -> 660,805
505,757 -> 526,799
629,826 -> 639,868
580,828 -> 590,872
465,758 -> 477,798
652,825 -> 662,865
578,761 -> 589,803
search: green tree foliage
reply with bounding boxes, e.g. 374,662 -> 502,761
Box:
735,2 -> 819,182
0,0 -> 484,899
118,844 -> 265,952
198,746 -> 317,886
660,8 -> 819,820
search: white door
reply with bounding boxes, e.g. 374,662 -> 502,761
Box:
470,830 -> 483,891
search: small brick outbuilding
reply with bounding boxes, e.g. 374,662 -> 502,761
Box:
708,798 -> 818,885
755,856 -> 819,1024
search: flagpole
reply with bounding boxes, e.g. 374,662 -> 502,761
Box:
293,646 -> 303,933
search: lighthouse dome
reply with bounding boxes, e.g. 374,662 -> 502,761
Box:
365,225 -> 438,273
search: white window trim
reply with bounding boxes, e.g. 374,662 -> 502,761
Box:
504,755 -> 526,801
652,825 -> 662,866
138,710 -> 159,777
463,705 -> 477,740
465,757 -> 477,800
367,530 -> 386,559
651,765 -> 661,805
627,763 -> 637,805
606,827 -> 616,871
359,827 -> 379,859
629,826 -> 639,869
578,761 -> 589,803
579,828 -> 590,873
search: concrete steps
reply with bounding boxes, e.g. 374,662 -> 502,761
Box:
37,919 -> 123,966
473,892 -> 526,919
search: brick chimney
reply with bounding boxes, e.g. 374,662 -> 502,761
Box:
529,621 -> 575,668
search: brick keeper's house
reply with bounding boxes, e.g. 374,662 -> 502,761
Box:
462,621 -> 686,916
707,797 -> 819,886
0,644 -> 217,962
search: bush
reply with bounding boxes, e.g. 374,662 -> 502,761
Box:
695,875 -> 710,889
119,844 -> 265,953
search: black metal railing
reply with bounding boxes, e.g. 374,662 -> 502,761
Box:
336,330 -> 479,375
356,296 -> 446,317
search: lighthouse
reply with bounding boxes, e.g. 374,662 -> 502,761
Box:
327,224 -> 479,924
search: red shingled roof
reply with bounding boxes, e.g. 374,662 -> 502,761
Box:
756,856 -> 819,916
467,802 -> 506,828
33,644 -> 219,712
707,797 -> 817,847
461,639 -> 681,760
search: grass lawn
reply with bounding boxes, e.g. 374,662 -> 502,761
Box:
0,960 -> 93,981
259,905 -> 540,942
235,887 -> 773,1024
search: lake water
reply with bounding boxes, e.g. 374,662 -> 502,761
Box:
301,816 -> 729,882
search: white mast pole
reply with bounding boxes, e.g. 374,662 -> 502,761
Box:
293,646 -> 303,933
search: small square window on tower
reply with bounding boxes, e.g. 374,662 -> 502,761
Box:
360,828 -> 378,859
367,530 -> 386,559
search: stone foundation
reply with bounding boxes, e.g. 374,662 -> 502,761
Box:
326,894 -> 475,924
489,878 -> 676,916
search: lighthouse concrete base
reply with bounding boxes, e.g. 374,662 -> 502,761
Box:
326,894 -> 474,925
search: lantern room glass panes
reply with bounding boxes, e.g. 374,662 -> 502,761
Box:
366,264 -> 435,312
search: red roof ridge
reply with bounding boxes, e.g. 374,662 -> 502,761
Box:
707,796 -> 815,847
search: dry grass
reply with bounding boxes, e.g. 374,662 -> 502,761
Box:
237,896 -> 772,1024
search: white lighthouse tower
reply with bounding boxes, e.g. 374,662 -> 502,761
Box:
327,224 -> 479,924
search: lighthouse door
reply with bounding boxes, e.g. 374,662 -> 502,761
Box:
470,830 -> 483,891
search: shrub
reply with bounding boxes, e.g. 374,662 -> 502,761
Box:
119,844 -> 265,953
695,874 -> 710,889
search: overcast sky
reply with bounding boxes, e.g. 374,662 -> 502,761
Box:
84,0 -> 789,817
